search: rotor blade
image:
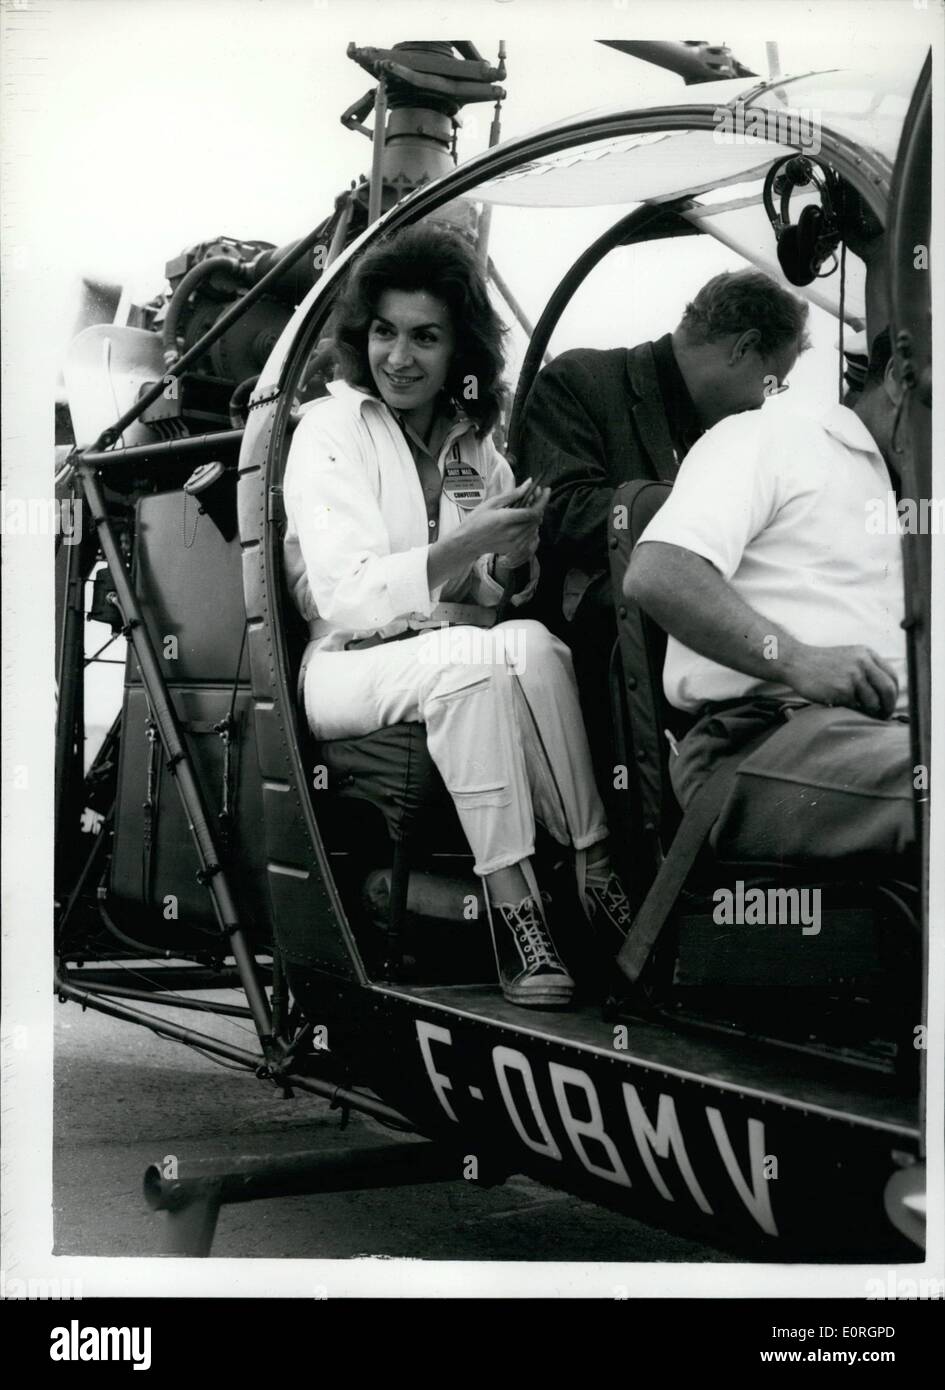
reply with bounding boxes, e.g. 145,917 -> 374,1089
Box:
598,40 -> 756,84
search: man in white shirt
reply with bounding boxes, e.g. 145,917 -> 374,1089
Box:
623,328 -> 916,866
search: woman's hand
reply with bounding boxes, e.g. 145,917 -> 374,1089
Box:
494,532 -> 539,574
427,482 -> 547,593
494,486 -> 548,569
464,481 -> 548,560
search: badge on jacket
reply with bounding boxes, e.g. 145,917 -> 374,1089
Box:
443,444 -> 485,510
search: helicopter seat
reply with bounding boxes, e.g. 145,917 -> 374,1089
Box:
283,594 -> 479,977
319,722 -> 450,843
274,476 -> 488,978
608,480 -> 919,1067
318,722 -> 484,974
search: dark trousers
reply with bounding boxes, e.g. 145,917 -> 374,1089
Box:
671,697 -> 917,866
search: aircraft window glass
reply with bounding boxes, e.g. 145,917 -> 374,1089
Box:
472,129 -> 797,209
750,60 -> 924,164
288,129 -> 871,434
289,189 -> 866,432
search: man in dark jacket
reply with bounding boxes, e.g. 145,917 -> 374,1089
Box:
516,269 -> 810,794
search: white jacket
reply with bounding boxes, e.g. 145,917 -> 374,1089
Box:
283,380 -> 536,654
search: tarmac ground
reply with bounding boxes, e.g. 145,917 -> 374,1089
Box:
53,982 -> 734,1273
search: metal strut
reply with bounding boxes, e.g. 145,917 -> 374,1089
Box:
56,971 -> 414,1128
75,461 -> 277,1061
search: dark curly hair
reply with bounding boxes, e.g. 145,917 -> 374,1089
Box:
679,269 -> 811,356
332,223 -> 507,436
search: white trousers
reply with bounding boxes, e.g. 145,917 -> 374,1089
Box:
302,620 -> 609,876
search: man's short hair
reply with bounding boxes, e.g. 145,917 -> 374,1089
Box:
679,270 -> 811,356
862,325 -> 894,391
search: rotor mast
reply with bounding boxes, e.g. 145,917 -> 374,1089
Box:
344,41 -> 507,230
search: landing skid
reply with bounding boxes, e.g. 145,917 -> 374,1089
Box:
143,1140 -> 503,1256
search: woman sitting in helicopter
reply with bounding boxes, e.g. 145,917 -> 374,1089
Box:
283,222 -> 632,1009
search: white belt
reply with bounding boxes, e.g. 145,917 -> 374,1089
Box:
413,602 -> 498,630
297,599 -> 500,702
306,602 -> 498,643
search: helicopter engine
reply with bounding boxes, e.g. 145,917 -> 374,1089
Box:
127,235 -> 317,437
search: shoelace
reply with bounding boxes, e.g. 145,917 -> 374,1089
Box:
503,900 -> 561,970
586,873 -> 633,930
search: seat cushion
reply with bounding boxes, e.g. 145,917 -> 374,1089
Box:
319,722 -> 456,845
